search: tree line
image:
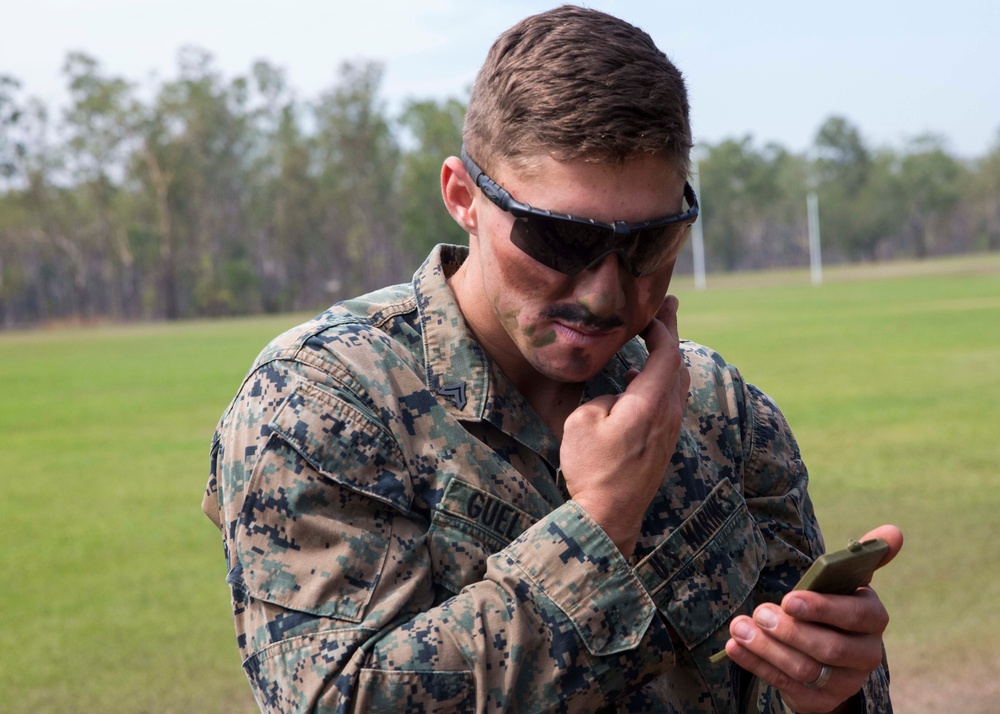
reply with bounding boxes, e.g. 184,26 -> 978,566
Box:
1,50 -> 998,328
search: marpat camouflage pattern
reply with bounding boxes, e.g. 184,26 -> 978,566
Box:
203,245 -> 891,713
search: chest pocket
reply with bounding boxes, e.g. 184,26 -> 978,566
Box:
634,478 -> 765,650
427,478 -> 538,595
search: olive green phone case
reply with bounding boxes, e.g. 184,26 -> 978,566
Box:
792,538 -> 889,595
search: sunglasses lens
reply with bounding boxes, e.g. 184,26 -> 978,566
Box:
510,216 -> 609,275
510,215 -> 693,276
627,223 -> 693,275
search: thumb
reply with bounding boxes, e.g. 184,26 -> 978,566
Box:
860,524 -> 904,571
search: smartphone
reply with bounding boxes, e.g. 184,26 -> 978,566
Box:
708,538 -> 889,664
792,537 -> 889,595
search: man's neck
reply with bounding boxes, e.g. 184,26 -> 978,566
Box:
515,378 -> 583,442
447,259 -> 584,440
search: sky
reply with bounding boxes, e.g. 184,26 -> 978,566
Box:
3,0 -> 999,159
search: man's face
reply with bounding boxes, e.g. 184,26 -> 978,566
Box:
464,152 -> 688,385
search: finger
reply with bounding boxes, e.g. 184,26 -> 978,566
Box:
641,295 -> 680,347
655,294 -> 680,341
780,587 -> 890,638
569,393 -> 619,421
727,614 -> 873,711
621,368 -> 641,387
638,316 -> 669,355
859,524 -> 904,570
753,601 -> 885,671
616,354 -> 686,416
625,298 -> 683,395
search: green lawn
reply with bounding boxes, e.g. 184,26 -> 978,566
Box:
1,253 -> 998,711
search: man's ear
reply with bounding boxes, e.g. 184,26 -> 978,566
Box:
441,156 -> 478,236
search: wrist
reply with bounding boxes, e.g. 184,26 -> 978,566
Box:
569,497 -> 640,558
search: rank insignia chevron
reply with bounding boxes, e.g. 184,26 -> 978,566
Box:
438,382 -> 468,411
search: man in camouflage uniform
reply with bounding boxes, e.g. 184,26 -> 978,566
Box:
203,6 -> 901,712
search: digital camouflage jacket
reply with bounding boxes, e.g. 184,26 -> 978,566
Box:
203,244 -> 891,713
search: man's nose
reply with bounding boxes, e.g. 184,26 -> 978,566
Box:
573,254 -> 626,318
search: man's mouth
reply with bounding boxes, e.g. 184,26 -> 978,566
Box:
552,320 -> 619,346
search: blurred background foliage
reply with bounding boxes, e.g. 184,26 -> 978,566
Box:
0,49 -> 998,328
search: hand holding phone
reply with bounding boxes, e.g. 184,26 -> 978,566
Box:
709,538 -> 889,664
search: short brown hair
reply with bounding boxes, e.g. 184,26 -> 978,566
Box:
463,5 -> 692,178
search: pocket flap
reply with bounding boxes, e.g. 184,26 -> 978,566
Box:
270,381 -> 413,513
636,479 -> 765,649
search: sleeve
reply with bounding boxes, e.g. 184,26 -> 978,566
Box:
206,356 -> 678,714
740,381 -> 825,604
738,380 -> 892,713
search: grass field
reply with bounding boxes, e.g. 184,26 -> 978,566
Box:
1,253 -> 998,712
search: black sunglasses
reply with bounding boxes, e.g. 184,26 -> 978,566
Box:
462,147 -> 698,277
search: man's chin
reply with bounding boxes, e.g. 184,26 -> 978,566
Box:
527,345 -> 617,384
